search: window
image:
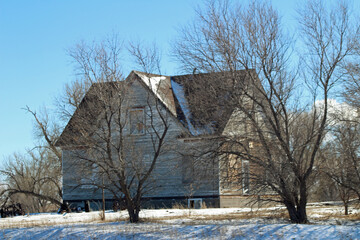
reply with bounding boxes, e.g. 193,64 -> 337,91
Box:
130,108 -> 145,135
242,160 -> 250,194
222,154 -> 241,190
182,156 -> 194,184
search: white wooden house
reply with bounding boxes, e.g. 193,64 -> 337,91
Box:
56,70 -> 261,210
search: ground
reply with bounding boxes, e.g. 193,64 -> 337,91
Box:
1,204 -> 359,239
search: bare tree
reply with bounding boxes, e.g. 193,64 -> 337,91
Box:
58,37 -> 173,223
343,64 -> 360,109
322,155 -> 356,216
321,115 -> 360,212
0,57 -> 94,212
54,78 -> 92,123
0,40 -> 102,212
1,39 -> 106,213
0,106 -> 63,212
0,149 -> 62,212
56,35 -> 125,122
172,0 -> 359,223
0,37 -> 97,211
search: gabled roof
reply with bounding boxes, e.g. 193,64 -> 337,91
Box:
56,69 -> 255,147
171,70 -> 254,136
134,71 -> 176,116
55,81 -> 124,147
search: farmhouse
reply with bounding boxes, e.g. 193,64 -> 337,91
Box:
56,70 -> 265,210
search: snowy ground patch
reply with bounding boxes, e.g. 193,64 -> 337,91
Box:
2,220 -> 360,239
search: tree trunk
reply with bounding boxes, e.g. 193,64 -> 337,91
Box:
285,182 -> 308,224
344,204 -> 348,215
285,202 -> 308,224
127,206 -> 140,223
125,197 -> 141,223
340,191 -> 350,215
298,181 -> 308,223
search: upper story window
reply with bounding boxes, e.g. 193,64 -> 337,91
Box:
129,108 -> 145,135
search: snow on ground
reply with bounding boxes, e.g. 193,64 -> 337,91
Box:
1,206 -> 360,239
2,219 -> 360,240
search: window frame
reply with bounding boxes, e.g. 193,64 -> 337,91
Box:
129,107 -> 146,135
242,160 -> 250,194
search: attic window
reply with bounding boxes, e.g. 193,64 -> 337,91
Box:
130,108 -> 145,135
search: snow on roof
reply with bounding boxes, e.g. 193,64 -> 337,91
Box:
135,71 -> 217,136
135,72 -> 177,117
171,79 -> 197,135
171,78 -> 215,136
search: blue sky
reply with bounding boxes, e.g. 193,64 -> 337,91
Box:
0,0 -> 199,161
0,0 -> 355,162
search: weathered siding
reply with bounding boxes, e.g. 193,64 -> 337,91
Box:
62,74 -> 220,203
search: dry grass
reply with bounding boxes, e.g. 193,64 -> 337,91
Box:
171,202 -> 186,209
335,212 -> 360,221
145,207 -> 290,223
171,201 -> 208,209
307,205 -> 360,221
145,214 -> 246,223
1,205 -> 359,229
0,207 -> 291,229
0,212 -> 129,229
